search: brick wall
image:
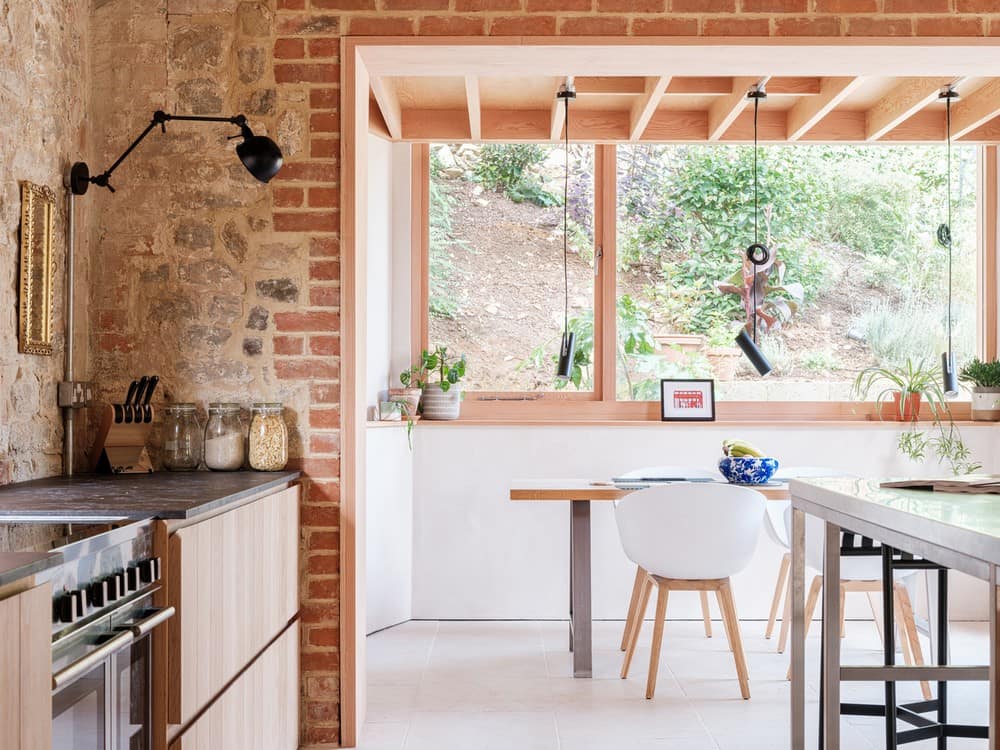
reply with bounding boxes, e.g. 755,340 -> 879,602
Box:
83,1 -> 996,747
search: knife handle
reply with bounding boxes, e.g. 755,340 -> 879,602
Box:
142,375 -> 159,423
124,380 -> 139,424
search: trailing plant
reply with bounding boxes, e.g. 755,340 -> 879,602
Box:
959,358 -> 1000,389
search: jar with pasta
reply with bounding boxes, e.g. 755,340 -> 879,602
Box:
248,402 -> 288,471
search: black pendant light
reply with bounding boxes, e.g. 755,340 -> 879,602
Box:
939,86 -> 960,398
734,85 -> 773,377
556,79 -> 577,381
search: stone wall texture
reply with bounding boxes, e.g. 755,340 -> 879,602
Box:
78,2 -> 1000,748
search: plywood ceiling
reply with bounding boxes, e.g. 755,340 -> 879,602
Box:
361,41 -> 1000,144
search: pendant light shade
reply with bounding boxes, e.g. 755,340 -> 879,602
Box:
939,86 -> 960,398
734,85 -> 773,378
236,126 -> 284,183
555,80 -> 577,381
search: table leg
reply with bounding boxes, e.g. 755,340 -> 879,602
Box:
823,521 -> 841,750
569,506 -> 574,653
791,507 -> 806,750
990,565 -> 999,750
570,499 -> 592,678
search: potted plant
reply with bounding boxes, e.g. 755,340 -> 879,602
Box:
399,346 -> 467,421
959,358 -> 1000,421
853,358 -> 980,475
704,325 -> 743,382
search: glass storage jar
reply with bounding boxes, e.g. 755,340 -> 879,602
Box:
203,403 -> 245,471
248,402 -> 288,471
162,403 -> 201,471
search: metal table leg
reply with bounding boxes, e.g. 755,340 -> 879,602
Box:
570,499 -> 592,678
823,521 -> 841,750
990,566 -> 999,750
791,507 -> 806,750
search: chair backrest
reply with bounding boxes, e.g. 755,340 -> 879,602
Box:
618,465 -> 721,480
615,483 -> 766,580
778,467 -> 857,568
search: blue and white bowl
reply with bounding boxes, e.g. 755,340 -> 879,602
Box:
718,456 -> 779,485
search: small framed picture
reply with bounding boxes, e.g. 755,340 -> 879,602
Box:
660,379 -> 716,422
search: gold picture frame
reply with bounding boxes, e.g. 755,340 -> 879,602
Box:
19,182 -> 56,356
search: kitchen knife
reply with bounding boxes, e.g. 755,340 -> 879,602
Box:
141,375 -> 158,423
123,379 -> 140,424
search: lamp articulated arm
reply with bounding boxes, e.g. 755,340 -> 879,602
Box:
69,110 -> 282,195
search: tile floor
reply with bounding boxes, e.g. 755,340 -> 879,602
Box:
361,616 -> 990,749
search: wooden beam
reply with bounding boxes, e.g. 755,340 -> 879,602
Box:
708,76 -> 768,141
369,75 -> 402,139
787,76 -> 864,141
368,98 -> 390,139
767,77 -> 823,95
865,76 -> 957,141
666,77 -> 732,95
550,81 -> 564,141
629,76 -> 670,141
464,75 -> 481,140
576,76 -> 646,95
951,79 -> 1000,139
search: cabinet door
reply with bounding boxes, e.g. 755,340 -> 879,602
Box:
168,486 -> 299,725
0,582 -> 53,750
169,620 -> 298,750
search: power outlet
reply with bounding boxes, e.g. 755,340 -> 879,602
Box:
58,381 -> 94,409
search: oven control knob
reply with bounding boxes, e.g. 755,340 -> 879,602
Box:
73,589 -> 87,617
139,557 -> 161,584
106,572 -> 123,602
58,590 -> 85,623
126,566 -> 139,592
90,579 -> 108,607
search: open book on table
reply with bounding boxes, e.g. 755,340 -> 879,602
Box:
881,475 -> 1000,494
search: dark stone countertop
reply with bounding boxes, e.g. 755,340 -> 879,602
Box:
0,470 -> 301,521
0,550 -> 63,588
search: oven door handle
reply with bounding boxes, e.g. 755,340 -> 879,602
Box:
52,630 -> 134,689
124,605 -> 175,637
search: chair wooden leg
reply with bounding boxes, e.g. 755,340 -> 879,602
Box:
840,583 -> 847,639
621,576 -> 652,679
787,576 -> 823,681
866,590 -> 885,644
766,552 -> 790,640
621,565 -> 646,651
700,590 -> 713,638
777,576 -> 792,653
645,581 -> 670,699
895,582 -> 932,700
717,579 -> 750,700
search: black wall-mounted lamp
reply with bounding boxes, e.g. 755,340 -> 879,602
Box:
69,110 -> 283,195
938,86 -> 961,398
555,80 -> 577,381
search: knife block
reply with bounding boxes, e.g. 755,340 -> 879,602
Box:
90,403 -> 154,474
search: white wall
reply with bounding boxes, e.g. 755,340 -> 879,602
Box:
365,134 -> 393,411
411,423 -> 997,623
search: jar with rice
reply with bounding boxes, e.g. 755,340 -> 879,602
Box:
203,403 -> 245,471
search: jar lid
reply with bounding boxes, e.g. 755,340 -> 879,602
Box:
208,402 -> 240,411
165,403 -> 197,412
251,402 -> 282,409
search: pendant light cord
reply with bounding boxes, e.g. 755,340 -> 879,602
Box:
563,92 -> 570,336
751,93 -> 760,344
946,91 -> 954,356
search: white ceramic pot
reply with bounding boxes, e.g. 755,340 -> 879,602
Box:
420,384 -> 461,420
971,387 -> 1000,421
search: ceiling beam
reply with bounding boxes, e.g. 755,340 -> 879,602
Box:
464,75 -> 481,140
865,77 -> 959,141
629,76 -> 670,142
787,77 -> 864,141
707,76 -> 768,141
575,76 -> 646,95
370,76 -> 402,140
766,77 -> 822,96
951,79 -> 1000,140
550,80 -> 565,141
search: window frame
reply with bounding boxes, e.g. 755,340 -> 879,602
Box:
413,143 -> 998,423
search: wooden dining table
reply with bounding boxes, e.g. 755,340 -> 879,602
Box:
509,478 -> 790,678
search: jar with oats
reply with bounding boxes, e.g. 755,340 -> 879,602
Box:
248,402 -> 288,471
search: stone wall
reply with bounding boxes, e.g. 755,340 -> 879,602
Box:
0,0 -> 89,485
82,1 -> 1000,747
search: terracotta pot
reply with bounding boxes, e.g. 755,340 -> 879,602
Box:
889,391 -> 922,422
971,387 -> 1000,421
388,387 -> 422,418
706,347 -> 742,381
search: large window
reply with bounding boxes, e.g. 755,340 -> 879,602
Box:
419,143 -> 992,419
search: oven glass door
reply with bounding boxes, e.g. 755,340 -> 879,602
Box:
52,661 -> 109,750
115,633 -> 151,750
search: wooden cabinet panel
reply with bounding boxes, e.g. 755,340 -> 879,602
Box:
0,583 -> 53,750
169,621 -> 299,750
168,486 -> 299,725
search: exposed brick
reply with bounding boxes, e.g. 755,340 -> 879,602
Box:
845,16 -> 914,35
489,15 -> 558,34
306,676 -> 340,699
308,187 -> 339,208
703,16 -> 770,34
310,285 -> 341,307
526,0 -> 590,9
274,211 -> 339,233
884,0 -> 949,10
276,14 -> 340,35
914,16 -> 985,36
273,161 -> 339,182
310,111 -> 341,132
559,16 -> 628,34
311,237 -> 340,257
308,38 -> 339,58
302,727 -> 340,745
310,260 -> 340,280
311,138 -> 340,159
739,0 -> 805,10
301,458 -> 341,477
275,63 -> 338,84
275,358 -> 339,380
273,335 -> 304,355
774,16 -> 841,35
99,334 -> 134,353
98,309 -> 126,331
310,408 -> 341,428
384,0 -> 448,6
273,38 -> 305,60
310,88 -> 339,110
308,627 -> 340,647
310,434 -> 340,455
598,0 -> 663,9
312,0 -> 374,7
632,16 -> 699,35
310,335 -> 340,356
302,503 -> 339,528
348,16 -> 417,35
273,187 -> 303,207
671,0 -> 734,9
308,480 -> 341,504
299,651 -> 339,675
311,383 -> 339,404
456,0 -> 520,8
419,15 -> 489,34
277,0 -> 306,8
958,0 -> 1000,9
308,577 -> 338,600
274,311 -> 340,332
813,0 -> 876,11
306,530 -> 341,553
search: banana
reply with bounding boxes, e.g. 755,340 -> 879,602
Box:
722,438 -> 765,458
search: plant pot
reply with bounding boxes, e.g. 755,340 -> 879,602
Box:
706,347 -> 742,381
388,387 -> 422,418
888,391 -> 922,422
420,384 -> 461,420
971,387 -> 1000,421
654,333 -> 705,363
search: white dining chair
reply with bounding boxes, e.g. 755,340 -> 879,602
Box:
616,483 -> 765,699
616,465 -> 721,651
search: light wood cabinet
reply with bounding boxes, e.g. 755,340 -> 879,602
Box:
167,485 -> 299,727
0,582 -> 53,750
168,619 -> 298,750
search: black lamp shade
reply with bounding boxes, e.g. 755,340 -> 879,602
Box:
556,331 -> 576,381
735,328 -> 772,377
941,351 -> 959,398
237,134 -> 283,183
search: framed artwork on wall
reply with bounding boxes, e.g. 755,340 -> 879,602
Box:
19,182 -> 55,356
660,379 -> 715,422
